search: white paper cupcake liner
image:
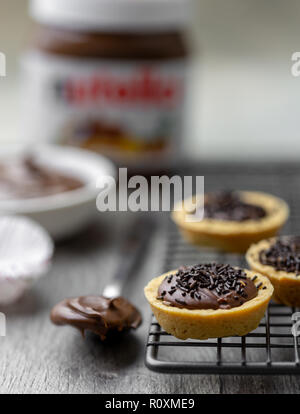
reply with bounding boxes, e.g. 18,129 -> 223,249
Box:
0,216 -> 54,305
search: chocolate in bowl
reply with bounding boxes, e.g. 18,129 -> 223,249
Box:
0,156 -> 84,201
0,146 -> 116,240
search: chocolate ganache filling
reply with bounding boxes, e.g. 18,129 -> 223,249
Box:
157,264 -> 258,310
204,191 -> 266,222
259,236 -> 300,275
50,296 -> 142,340
0,156 -> 83,200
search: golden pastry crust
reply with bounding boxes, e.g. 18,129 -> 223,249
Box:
172,191 -> 289,253
246,238 -> 300,306
144,269 -> 273,340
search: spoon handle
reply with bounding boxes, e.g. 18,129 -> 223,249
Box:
102,217 -> 155,298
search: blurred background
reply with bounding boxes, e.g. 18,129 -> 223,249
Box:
1,0 -> 300,162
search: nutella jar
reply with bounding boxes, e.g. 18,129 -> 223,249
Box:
21,0 -> 192,172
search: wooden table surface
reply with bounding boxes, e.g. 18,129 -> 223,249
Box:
1,164 -> 300,394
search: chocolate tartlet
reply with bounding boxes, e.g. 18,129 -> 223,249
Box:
144,263 -> 273,340
172,191 -> 289,253
247,236 -> 300,306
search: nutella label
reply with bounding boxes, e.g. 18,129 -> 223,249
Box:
21,51 -> 187,167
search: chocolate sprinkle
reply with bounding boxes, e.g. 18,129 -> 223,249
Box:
204,191 -> 266,222
259,236 -> 300,275
157,263 -> 258,310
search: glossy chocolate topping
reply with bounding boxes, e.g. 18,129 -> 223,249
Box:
259,236 -> 300,275
204,191 -> 266,222
50,295 -> 142,340
0,156 -> 83,200
157,264 -> 259,310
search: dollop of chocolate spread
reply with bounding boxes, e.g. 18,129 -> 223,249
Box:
0,156 -> 83,200
259,236 -> 300,275
157,264 -> 259,310
204,191 -> 266,222
50,295 -> 142,340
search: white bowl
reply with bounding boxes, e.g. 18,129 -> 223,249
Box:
0,145 -> 116,239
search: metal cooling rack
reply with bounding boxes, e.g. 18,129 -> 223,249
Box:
145,165 -> 300,374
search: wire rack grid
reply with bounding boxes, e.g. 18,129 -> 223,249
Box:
145,165 -> 300,374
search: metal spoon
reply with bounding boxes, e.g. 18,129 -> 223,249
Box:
51,217 -> 154,340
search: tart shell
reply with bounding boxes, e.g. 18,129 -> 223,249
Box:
144,269 -> 273,340
246,238 -> 300,307
172,191 -> 289,253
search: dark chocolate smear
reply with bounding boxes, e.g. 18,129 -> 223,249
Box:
50,295 -> 142,340
157,264 -> 258,310
0,156 -> 83,200
204,191 -> 266,222
259,236 -> 300,275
